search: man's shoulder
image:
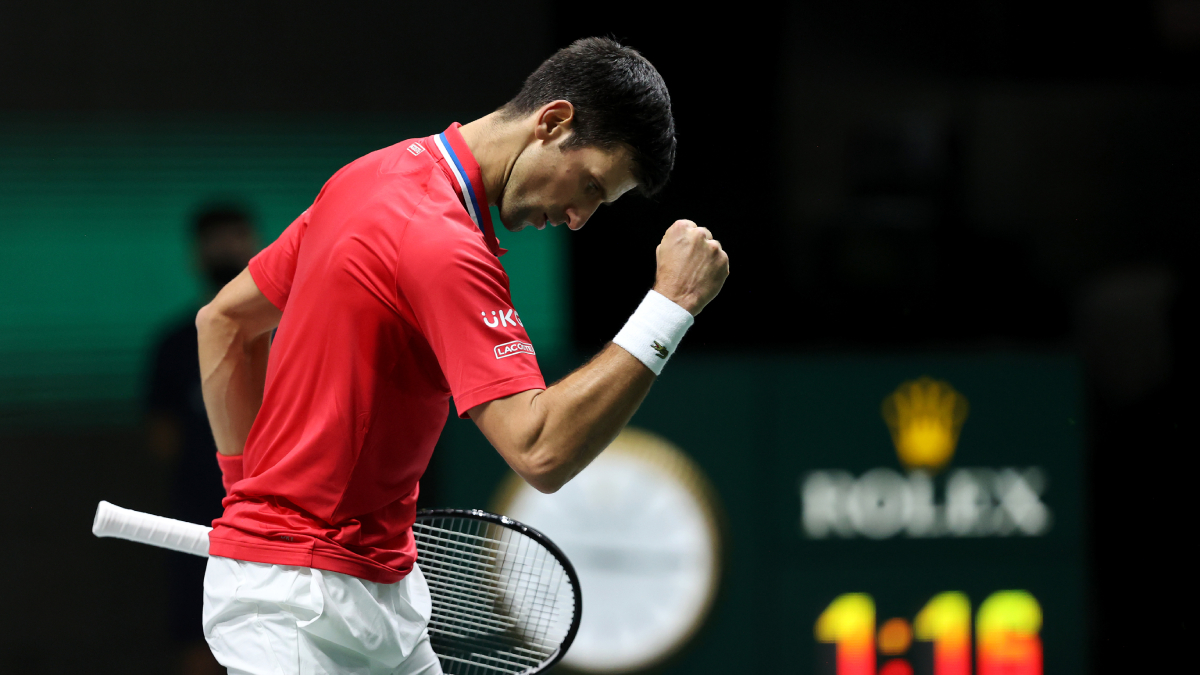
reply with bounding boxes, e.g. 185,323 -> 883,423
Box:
351,135 -> 453,185
314,137 -> 450,220
322,135 -> 492,263
346,137 -> 461,206
319,135 -> 432,189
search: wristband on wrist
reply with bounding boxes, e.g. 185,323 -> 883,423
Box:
612,290 -> 695,376
216,452 -> 244,496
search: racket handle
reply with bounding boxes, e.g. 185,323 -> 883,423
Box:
92,500 -> 212,558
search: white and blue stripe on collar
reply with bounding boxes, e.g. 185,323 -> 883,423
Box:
434,132 -> 484,233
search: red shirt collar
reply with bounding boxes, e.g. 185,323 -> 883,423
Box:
433,122 -> 506,257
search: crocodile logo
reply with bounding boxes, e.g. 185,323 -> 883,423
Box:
651,341 -> 669,359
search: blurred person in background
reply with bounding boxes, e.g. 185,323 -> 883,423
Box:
145,204 -> 260,675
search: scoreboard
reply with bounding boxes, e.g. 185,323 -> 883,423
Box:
433,354 -> 1085,674
781,358 -> 1082,675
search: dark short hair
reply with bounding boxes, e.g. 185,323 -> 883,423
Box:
501,37 -> 676,196
192,203 -> 254,239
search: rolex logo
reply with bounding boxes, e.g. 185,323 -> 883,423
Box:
802,377 -> 1048,540
881,377 -> 969,473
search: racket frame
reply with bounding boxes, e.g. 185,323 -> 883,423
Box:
414,508 -> 583,674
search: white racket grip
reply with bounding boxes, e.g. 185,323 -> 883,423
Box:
92,500 -> 212,558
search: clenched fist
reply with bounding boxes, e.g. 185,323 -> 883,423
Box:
652,219 -> 730,316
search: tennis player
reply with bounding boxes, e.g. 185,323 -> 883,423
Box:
196,37 -> 728,674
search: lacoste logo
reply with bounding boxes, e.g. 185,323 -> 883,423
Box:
651,341 -> 669,359
494,340 -> 536,359
481,309 -> 523,328
407,143 -> 425,156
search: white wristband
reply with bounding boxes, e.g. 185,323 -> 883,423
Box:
612,290 -> 695,376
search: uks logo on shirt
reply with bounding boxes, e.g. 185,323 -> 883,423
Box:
800,377 -> 1051,540
494,340 -> 535,359
481,309 -> 523,329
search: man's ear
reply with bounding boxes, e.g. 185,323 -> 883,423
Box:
533,100 -> 575,142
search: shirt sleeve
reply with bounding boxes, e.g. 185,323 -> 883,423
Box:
395,214 -> 546,418
248,209 -> 309,311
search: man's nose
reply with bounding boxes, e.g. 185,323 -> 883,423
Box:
566,205 -> 596,231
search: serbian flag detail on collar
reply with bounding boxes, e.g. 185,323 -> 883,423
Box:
434,123 -> 506,256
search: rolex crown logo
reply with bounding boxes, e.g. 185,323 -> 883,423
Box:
881,377 -> 969,473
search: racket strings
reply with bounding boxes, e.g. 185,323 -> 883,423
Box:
414,517 -> 574,674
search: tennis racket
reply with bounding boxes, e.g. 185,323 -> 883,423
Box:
92,501 -> 581,674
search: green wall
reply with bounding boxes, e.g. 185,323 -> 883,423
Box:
0,114 -> 569,428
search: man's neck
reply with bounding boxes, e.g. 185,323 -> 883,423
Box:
458,112 -> 528,206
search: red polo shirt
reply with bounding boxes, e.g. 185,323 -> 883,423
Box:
208,123 -> 545,583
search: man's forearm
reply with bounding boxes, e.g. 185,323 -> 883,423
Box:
529,344 -> 656,485
470,343 -> 655,492
197,308 -> 271,457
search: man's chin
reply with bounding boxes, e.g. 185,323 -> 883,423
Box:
497,211 -> 531,233
496,198 -> 534,232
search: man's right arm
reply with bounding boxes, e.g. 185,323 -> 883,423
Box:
469,219 -> 729,493
196,268 -> 282,457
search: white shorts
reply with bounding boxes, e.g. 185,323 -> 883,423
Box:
202,556 -> 443,675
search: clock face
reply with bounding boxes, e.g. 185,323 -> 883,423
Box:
494,428 -> 722,673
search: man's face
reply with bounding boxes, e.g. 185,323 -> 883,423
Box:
496,137 -> 639,233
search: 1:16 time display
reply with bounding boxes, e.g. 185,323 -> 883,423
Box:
816,591 -> 1042,675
